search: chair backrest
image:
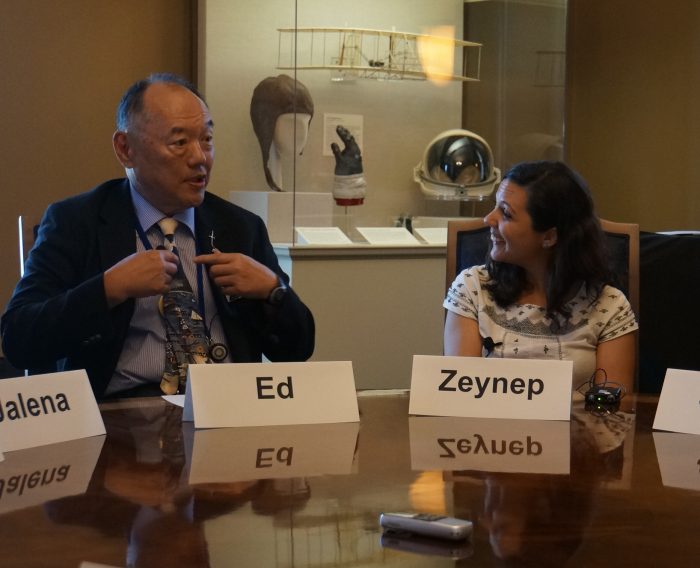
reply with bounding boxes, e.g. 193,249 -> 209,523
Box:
445,218 -> 489,293
445,218 -> 640,316
598,219 -> 639,316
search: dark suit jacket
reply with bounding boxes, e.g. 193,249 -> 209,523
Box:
1,179 -> 315,398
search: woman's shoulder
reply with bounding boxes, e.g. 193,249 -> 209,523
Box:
593,285 -> 635,312
459,264 -> 490,283
592,284 -> 631,306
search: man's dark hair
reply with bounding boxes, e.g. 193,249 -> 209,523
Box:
115,73 -> 206,131
485,160 -> 611,322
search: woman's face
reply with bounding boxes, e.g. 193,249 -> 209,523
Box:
484,180 -> 554,270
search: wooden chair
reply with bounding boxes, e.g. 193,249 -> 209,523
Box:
445,218 -> 640,316
598,219 -> 639,316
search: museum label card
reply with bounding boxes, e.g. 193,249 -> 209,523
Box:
0,370 -> 105,453
295,226 -> 352,245
0,435 -> 104,514
413,227 -> 447,245
188,421 -> 359,483
183,361 -> 359,428
356,227 -> 420,245
653,368 -> 700,435
409,416 -> 570,474
409,355 -> 573,421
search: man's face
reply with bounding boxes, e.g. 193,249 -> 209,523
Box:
114,83 -> 214,215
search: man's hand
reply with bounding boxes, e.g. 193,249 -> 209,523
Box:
331,125 -> 363,176
104,250 -> 179,307
195,251 -> 278,299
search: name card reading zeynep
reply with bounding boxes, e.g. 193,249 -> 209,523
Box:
0,371 -> 105,453
184,361 -> 359,428
409,355 -> 573,421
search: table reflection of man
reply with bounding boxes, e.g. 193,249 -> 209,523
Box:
42,404 -> 313,567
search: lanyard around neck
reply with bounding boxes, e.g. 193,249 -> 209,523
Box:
134,218 -> 207,326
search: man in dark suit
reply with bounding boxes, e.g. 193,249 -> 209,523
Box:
1,73 -> 314,399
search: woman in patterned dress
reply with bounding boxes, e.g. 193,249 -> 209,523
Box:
443,161 -> 637,392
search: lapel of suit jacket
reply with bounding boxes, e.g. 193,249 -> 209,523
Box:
194,198 -> 256,360
96,180 -> 138,339
194,198 -> 232,312
97,179 -> 138,268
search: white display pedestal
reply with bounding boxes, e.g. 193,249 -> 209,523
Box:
275,244 -> 447,390
229,191 -> 334,244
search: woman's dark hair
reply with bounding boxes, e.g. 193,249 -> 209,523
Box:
485,160 -> 611,322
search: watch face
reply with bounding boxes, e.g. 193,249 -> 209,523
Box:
269,285 -> 287,305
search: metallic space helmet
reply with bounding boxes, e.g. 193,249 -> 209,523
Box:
414,129 -> 500,200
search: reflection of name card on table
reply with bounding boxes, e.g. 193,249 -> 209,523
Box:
653,432 -> 700,491
409,416 -> 570,474
413,227 -> 447,245
0,371 -> 105,453
409,355 -> 573,421
0,435 -> 104,514
188,421 -> 359,483
183,361 -> 359,428
295,226 -> 352,245
653,368 -> 700,435
356,227 -> 420,245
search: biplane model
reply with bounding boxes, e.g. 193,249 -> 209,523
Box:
277,27 -> 481,82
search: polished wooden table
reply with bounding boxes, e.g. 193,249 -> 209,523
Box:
1,392 -> 698,567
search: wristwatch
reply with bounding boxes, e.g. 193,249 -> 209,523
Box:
266,278 -> 288,306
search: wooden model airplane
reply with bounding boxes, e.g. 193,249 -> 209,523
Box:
277,27 -> 481,82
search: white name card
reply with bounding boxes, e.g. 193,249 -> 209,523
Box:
653,432 -> 700,491
409,355 -> 573,421
653,368 -> 700,435
0,370 -> 105,453
295,226 -> 353,245
356,227 -> 420,245
184,361 -> 359,428
0,435 -> 104,515
409,416 -> 570,474
188,422 -> 359,483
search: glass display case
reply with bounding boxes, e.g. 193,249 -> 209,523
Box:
200,0 -> 565,246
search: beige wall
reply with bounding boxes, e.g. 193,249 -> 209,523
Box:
0,0 -> 194,326
566,0 -> 700,231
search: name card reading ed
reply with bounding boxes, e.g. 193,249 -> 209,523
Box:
409,355 -> 573,421
184,361 -> 359,428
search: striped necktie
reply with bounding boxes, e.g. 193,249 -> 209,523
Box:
157,218 -> 212,395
